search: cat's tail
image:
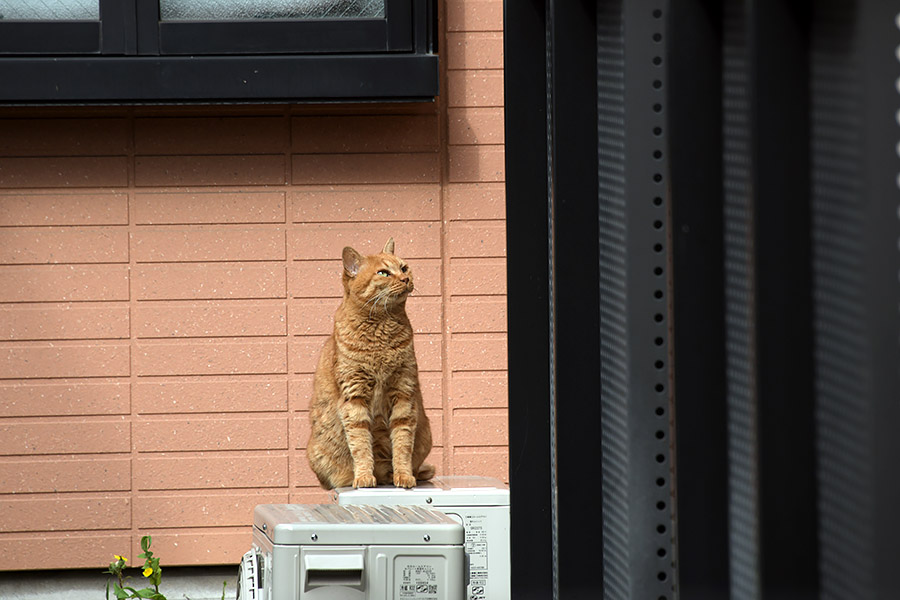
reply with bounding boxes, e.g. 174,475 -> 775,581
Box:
416,463 -> 436,482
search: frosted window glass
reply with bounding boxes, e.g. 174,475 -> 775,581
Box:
160,0 -> 385,21
0,0 -> 99,20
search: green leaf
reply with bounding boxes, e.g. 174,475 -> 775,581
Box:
114,588 -> 130,600
141,535 -> 152,552
106,578 -> 111,600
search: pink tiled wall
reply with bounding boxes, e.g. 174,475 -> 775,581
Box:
0,0 -> 505,571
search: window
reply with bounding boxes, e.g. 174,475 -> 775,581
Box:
0,0 -> 104,54
0,0 -> 437,102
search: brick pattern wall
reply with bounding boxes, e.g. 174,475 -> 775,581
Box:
445,0 -> 507,488
0,0 -> 505,571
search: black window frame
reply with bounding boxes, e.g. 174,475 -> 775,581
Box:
0,0 -> 124,55
0,20 -> 103,54
0,0 -> 437,103
149,0 -> 412,55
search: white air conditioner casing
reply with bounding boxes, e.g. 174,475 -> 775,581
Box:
335,476 -> 510,600
240,504 -> 465,600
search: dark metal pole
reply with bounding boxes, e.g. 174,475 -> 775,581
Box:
549,0 -> 602,597
668,0 -> 730,597
503,1 -> 555,599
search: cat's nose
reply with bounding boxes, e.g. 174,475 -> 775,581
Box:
401,277 -> 410,284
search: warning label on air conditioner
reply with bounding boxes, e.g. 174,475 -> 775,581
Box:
469,579 -> 487,600
463,514 -> 489,600
463,514 -> 489,571
397,557 -> 441,600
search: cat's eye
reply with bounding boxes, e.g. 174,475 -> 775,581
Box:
400,265 -> 408,273
377,270 -> 391,277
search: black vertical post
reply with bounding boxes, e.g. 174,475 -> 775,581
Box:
721,1 -> 820,598
99,0 -> 129,54
503,2 -> 555,599
505,0 -> 602,597
859,3 -> 900,593
136,0 -> 161,55
752,2 -> 818,599
810,2 -> 900,599
550,0 -> 601,597
668,0 -> 729,598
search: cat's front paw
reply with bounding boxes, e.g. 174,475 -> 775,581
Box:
393,472 -> 416,489
353,473 -> 377,488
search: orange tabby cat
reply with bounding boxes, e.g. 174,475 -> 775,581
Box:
307,237 -> 434,489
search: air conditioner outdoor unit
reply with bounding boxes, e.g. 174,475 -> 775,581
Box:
238,503 -> 465,600
335,477 -> 510,600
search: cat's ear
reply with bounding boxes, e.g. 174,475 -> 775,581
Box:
382,237 -> 395,255
342,246 -> 363,277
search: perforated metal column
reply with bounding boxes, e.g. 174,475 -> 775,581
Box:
506,2 -> 677,599
508,0 -> 899,598
598,2 -> 677,599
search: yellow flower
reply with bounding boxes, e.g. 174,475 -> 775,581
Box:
114,555 -> 127,563
143,567 -> 153,578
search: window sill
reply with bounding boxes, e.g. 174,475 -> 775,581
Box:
0,54 -> 439,104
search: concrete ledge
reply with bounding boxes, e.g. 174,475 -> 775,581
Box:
0,566 -> 237,600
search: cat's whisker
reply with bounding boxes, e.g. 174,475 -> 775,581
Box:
368,294 -> 381,318
367,288 -> 390,318
364,292 -> 380,307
